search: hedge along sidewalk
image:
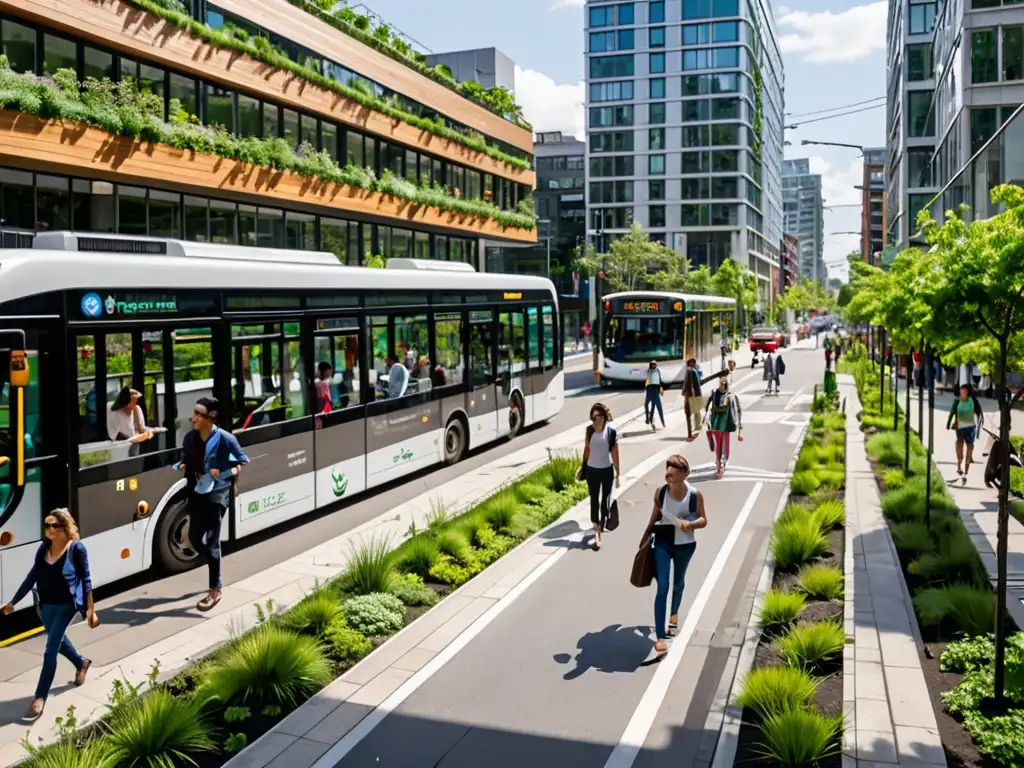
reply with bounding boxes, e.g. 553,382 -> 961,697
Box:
226,445 -> 687,768
840,375 -> 946,767
889,374 -> 1024,630
0,400 -> 652,766
707,418 -> 807,768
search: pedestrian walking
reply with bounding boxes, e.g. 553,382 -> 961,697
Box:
644,361 -> 666,431
763,351 -> 776,395
681,358 -> 703,440
645,454 -> 706,655
946,384 -> 984,485
581,402 -> 620,550
3,508 -> 98,721
774,353 -> 786,395
175,397 -> 249,611
704,378 -> 743,479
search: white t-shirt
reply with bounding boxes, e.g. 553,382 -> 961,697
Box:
657,483 -> 699,545
107,405 -> 145,441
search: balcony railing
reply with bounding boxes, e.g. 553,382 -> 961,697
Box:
919,102 -> 1024,228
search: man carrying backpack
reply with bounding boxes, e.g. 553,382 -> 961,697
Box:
946,384 -> 984,485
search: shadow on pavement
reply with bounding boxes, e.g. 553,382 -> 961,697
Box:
553,624 -> 657,680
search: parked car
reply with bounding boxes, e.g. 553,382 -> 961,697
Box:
748,326 -> 786,367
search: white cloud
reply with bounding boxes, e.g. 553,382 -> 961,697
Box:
514,66 -> 585,139
777,1 -> 886,63
808,155 -> 863,207
550,0 -> 584,8
803,155 -> 865,274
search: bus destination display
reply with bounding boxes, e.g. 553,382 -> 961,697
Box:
612,299 -> 673,314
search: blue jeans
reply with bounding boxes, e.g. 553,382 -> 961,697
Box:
36,602 -> 83,700
190,494 -> 227,590
645,387 -> 664,425
653,538 -> 697,640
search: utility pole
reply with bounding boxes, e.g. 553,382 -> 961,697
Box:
592,209 -> 605,372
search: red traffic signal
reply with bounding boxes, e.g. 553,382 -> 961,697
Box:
598,271 -> 605,279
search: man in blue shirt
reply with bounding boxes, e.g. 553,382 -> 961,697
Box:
176,397 -> 249,611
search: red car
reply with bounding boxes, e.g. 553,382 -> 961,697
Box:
749,326 -> 785,353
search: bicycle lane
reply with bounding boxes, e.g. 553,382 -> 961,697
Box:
308,367 -> 810,768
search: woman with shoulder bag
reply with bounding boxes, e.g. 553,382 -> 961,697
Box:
581,402 -> 620,551
645,455 -> 706,655
2,508 -> 99,721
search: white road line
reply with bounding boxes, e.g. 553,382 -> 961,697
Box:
603,482 -> 765,768
309,445 -> 685,768
787,424 -> 803,444
784,386 -> 805,411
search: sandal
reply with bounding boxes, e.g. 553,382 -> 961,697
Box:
197,592 -> 222,612
75,659 -> 92,687
22,698 -> 44,722
654,640 -> 668,655
667,618 -> 679,637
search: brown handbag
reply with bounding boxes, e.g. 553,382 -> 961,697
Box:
630,526 -> 655,588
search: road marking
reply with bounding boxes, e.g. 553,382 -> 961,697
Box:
788,424 -> 804,444
603,482 -> 765,768
784,386 -> 805,411
309,445 -> 686,768
0,625 -> 43,648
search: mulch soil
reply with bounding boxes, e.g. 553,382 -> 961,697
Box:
732,498 -> 845,768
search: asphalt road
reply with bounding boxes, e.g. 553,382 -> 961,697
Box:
318,350 -> 822,768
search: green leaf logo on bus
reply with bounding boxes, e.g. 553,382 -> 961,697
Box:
393,449 -> 413,464
331,468 -> 349,498
247,500 -> 260,516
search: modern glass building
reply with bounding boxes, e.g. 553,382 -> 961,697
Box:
583,0 -> 785,306
781,158 -> 825,286
0,0 -> 536,261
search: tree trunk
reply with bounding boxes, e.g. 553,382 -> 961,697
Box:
905,353 -> 912,473
925,346 -> 934,530
994,340 -> 1012,705
918,340 -> 925,444
880,328 -> 887,416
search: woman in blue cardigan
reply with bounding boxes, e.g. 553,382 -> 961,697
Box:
2,508 -> 99,721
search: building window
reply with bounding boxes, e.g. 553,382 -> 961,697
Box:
649,102 -> 666,123
906,147 -> 933,187
1,19 -> 36,74
907,90 -> 935,137
681,178 -> 710,199
711,176 -> 738,197
589,105 -> 634,127
683,47 -> 739,71
650,77 -> 665,98
710,204 -> 736,226
970,107 -> 997,152
590,80 -> 635,102
713,21 -> 739,41
908,2 -> 935,35
712,0 -> 739,15
590,29 -> 635,52
650,52 -> 666,73
649,127 -> 666,149
907,44 -> 933,81
1004,28 -> 1024,81
682,125 -> 709,147
590,131 -> 635,152
650,26 -> 666,48
711,97 -> 740,120
971,29 -> 998,83
908,194 -> 933,222
649,205 -> 666,227
650,0 -> 666,23
682,99 -> 710,121
649,180 -> 665,200
42,33 -> 77,77
649,154 -> 666,174
681,203 -> 710,226
619,3 -> 635,24
591,55 -> 635,78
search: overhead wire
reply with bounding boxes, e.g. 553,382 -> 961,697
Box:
786,103 -> 884,128
784,96 -> 885,119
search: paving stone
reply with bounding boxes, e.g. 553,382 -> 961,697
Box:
886,666 -> 939,729
391,647 -> 437,673
275,680 -> 360,738
856,644 -> 882,664
878,630 -> 920,669
228,732 -> 296,768
304,701 -> 374,745
417,597 -> 496,652
857,729 -> 899,763
855,625 -> 880,651
856,697 -> 894,733
346,667 -> 413,707
855,660 -> 887,701
264,736 -> 331,768
894,725 -> 946,764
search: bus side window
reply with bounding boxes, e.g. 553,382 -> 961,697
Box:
541,305 -> 556,370
76,335 -> 99,448
432,311 -> 463,388
468,311 -> 493,387
171,328 -> 214,444
394,313 -> 430,396
231,323 -> 307,431
312,318 -> 361,412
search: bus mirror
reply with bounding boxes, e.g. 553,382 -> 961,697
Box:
10,350 -> 28,388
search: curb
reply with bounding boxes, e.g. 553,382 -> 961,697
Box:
707,418 -> 809,768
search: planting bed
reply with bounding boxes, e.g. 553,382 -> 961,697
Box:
19,453 -> 587,768
732,392 -> 848,768
848,347 -> 1023,767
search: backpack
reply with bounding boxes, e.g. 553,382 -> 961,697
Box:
585,424 -> 617,449
777,356 -> 786,375
658,484 -> 699,517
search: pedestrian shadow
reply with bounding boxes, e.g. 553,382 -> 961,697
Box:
552,624 -> 657,680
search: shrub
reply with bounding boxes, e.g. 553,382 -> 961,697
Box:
771,518 -> 829,571
390,572 -> 441,607
759,588 -> 806,628
913,585 -> 996,636
890,522 -> 936,556
884,468 -> 907,489
816,468 -> 845,492
423,499 -> 452,531
341,535 -> 397,595
475,533 -> 518,566
908,528 -> 985,585
880,485 -> 925,523
344,592 -> 405,636
777,503 -> 812,527
811,499 -> 844,532
866,431 -> 911,467
773,620 -> 845,671
482,490 -> 519,532
734,665 -> 819,719
282,590 -> 343,637
428,553 -> 476,586
940,634 -> 997,673
545,452 -> 580,492
794,445 -> 820,473
514,482 -> 549,505
197,625 -> 333,709
756,708 -> 842,766
20,738 -> 115,768
398,535 -> 441,578
790,471 -> 821,497
105,689 -> 215,767
324,621 -> 372,668
436,529 -> 473,564
797,564 -> 844,601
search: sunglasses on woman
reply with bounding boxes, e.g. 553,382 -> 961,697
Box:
43,522 -> 63,530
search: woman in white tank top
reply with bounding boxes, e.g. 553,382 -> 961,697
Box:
582,403 -> 620,550
644,454 -> 706,655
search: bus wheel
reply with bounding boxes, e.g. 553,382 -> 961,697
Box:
508,393 -> 524,438
443,418 -> 467,465
155,499 -> 200,573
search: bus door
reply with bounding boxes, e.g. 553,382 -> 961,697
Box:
466,309 -> 499,448
496,310 -> 527,438
0,326 -> 64,610
229,320 -> 316,537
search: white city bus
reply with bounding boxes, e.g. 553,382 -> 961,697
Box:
0,233 -> 564,610
599,291 -> 736,385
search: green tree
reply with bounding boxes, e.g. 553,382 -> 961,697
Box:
836,283 -> 854,308
710,257 -> 758,311
919,184 -> 1024,704
686,265 -> 714,296
578,221 -> 688,293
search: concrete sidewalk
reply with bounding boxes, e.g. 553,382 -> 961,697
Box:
890,377 -> 1024,629
841,376 -> 945,767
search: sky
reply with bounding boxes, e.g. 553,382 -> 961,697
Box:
364,0 -> 888,282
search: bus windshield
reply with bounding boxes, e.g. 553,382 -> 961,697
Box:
603,314 -> 682,363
